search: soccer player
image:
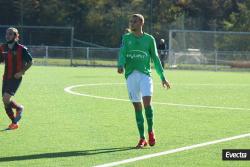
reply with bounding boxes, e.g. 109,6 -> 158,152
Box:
117,14 -> 170,148
0,27 -> 33,130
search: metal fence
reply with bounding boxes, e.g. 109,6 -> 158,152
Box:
28,45 -> 119,67
168,29 -> 250,71
28,44 -> 250,71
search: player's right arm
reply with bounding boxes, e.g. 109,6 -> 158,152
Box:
117,36 -> 127,74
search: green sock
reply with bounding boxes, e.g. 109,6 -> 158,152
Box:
135,110 -> 145,139
145,106 -> 154,132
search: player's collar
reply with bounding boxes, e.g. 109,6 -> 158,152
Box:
7,41 -> 19,50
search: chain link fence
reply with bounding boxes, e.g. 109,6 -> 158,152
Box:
168,30 -> 250,71
28,46 -> 119,67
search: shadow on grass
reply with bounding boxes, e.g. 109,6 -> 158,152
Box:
0,128 -> 10,132
0,147 -> 136,162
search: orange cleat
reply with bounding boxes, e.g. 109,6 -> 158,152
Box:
8,123 -> 19,130
148,131 -> 156,146
136,138 -> 148,149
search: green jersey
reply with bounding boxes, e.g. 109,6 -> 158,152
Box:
118,32 -> 165,81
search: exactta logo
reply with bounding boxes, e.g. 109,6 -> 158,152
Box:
127,53 -> 146,59
126,50 -> 148,59
222,149 -> 250,160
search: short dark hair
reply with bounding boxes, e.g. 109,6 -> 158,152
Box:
132,14 -> 144,23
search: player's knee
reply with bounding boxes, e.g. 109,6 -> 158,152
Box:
144,103 -> 151,108
142,96 -> 152,107
2,96 -> 10,106
134,104 -> 142,111
133,102 -> 142,111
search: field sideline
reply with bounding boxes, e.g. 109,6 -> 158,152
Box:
0,65 -> 250,167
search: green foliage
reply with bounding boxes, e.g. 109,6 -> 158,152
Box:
0,0 -> 250,47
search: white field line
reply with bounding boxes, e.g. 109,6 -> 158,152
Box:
94,133 -> 250,167
63,83 -> 250,166
64,83 -> 250,111
65,83 -> 250,87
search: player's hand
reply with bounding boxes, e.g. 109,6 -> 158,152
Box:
14,71 -> 24,79
117,67 -> 124,74
162,79 -> 170,89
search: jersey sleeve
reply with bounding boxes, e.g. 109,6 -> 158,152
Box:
22,46 -> 33,63
150,36 -> 166,81
117,36 -> 126,68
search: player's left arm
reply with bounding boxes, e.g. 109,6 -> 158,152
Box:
14,47 -> 33,79
0,45 -> 5,63
150,37 -> 170,89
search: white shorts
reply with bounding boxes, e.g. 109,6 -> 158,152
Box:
126,70 -> 153,102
